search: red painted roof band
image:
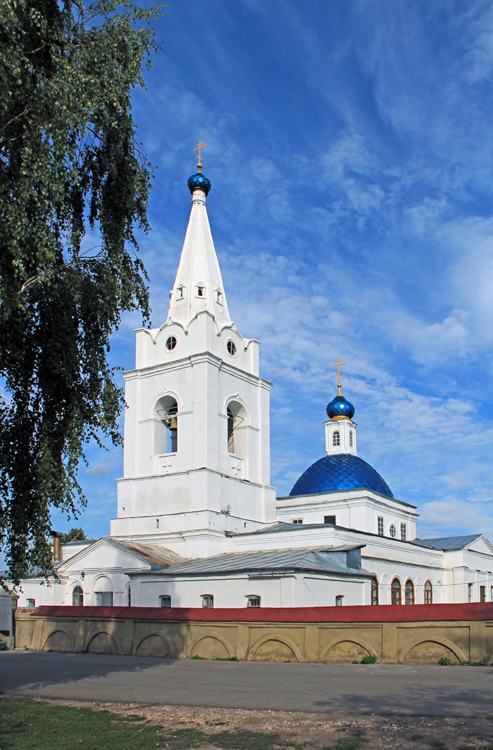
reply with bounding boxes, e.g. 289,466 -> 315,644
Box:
25,602 -> 493,623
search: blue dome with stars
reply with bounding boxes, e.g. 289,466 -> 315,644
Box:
187,171 -> 211,196
289,454 -> 393,498
326,392 -> 355,420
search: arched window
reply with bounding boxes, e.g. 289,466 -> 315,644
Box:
371,578 -> 379,606
333,431 -> 340,447
405,579 -> 414,605
335,595 -> 344,606
227,407 -> 235,453
155,396 -> 178,454
72,585 -> 83,607
391,578 -> 401,605
226,401 -> 247,457
424,580 -> 433,605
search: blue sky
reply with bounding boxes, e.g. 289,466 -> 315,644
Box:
52,0 -> 493,542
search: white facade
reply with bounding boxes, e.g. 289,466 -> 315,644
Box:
15,167 -> 493,611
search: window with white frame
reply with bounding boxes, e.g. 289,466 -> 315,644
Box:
371,578 -> 379,605
27,599 -> 35,608
160,595 -> 171,607
292,518 -> 303,525
377,516 -> 384,536
72,585 -> 83,606
247,596 -> 261,608
201,594 -> 214,608
335,595 -> 344,606
424,580 -> 433,605
349,431 -> 353,447
333,431 -> 340,447
400,523 -> 406,541
389,524 -> 396,538
196,284 -> 205,297
468,583 -> 474,602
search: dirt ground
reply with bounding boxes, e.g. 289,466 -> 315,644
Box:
41,699 -> 493,750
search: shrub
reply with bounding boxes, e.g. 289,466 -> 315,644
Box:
360,655 -> 376,664
438,657 -> 452,666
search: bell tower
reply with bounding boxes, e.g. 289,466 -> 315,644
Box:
110,152 -> 277,556
324,359 -> 357,457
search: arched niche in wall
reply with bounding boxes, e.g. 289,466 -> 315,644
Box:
226,399 -> 248,458
154,395 -> 179,454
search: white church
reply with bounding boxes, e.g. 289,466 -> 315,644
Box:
18,160 -> 493,611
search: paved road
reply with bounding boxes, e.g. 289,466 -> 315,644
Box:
1,652 -> 492,716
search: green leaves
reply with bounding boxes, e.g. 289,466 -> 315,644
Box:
0,0 -> 165,584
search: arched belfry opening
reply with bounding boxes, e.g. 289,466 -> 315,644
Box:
155,396 -> 178,454
226,400 -> 247,457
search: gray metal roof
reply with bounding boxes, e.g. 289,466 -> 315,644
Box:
145,545 -> 373,579
416,534 -> 482,551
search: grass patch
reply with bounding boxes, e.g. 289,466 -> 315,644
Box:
0,696 -> 165,750
334,732 -> 364,750
212,656 -> 239,661
0,696 -> 281,750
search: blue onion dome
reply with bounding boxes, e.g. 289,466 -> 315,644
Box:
187,170 -> 211,196
289,454 -> 393,498
326,386 -> 355,421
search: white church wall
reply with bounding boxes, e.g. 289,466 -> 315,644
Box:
130,571 -> 367,609
16,579 -> 65,607
277,489 -> 417,540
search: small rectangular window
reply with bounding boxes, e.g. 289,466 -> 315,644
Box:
247,596 -> 261,608
335,595 -> 344,606
156,518 -> 160,528
349,431 -> 353,447
324,515 -> 336,525
480,585 -> 486,603
201,594 -> 214,609
400,523 -> 406,541
377,516 -> 384,536
468,583 -> 474,603
292,519 -> 303,525
26,599 -> 35,608
160,595 -> 171,607
491,584 -> 493,602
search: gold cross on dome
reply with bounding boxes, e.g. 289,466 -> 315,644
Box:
331,357 -> 347,385
193,141 -> 207,169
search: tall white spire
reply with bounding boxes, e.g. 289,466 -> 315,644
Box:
167,168 -> 231,331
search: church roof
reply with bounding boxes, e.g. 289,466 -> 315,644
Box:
416,534 -> 482,551
106,538 -> 185,566
145,545 -> 374,579
289,454 -> 394,498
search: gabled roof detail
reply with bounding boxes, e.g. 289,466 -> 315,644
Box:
56,537 -> 184,571
107,539 -> 185,566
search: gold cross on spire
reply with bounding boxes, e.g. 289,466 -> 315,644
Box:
331,357 -> 347,387
193,141 -> 207,171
